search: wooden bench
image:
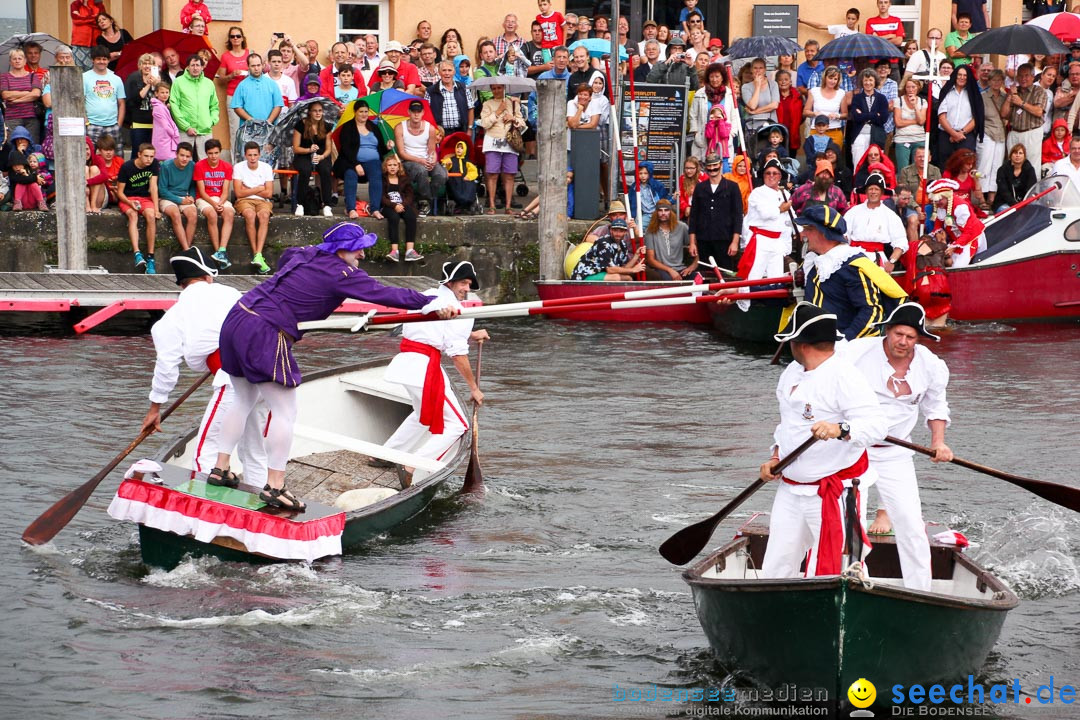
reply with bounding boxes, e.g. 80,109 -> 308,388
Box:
292,424 -> 444,473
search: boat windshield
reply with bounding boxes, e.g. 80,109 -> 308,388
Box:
1025,175 -> 1080,209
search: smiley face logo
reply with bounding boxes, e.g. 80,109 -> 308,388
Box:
848,678 -> 876,709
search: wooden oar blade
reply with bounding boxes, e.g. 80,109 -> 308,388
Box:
461,405 -> 484,493
21,481 -> 100,545
1000,475 -> 1080,513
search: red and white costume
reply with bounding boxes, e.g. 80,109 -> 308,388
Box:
928,178 -> 985,268
739,184 -> 791,281
383,285 -> 472,465
843,336 -> 951,592
843,200 -> 908,267
149,281 -> 268,485
761,354 -> 888,578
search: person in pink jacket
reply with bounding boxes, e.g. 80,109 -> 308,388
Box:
179,0 -> 212,34
151,83 -> 180,162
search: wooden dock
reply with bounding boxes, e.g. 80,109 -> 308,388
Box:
0,272 -> 437,333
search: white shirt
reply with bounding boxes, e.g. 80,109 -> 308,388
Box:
1053,157 -> 1080,189
773,353 -> 888,490
270,72 -> 298,103
938,88 -> 973,131
904,48 -> 947,80
233,160 -> 274,189
827,25 -> 859,38
149,282 -> 242,403
843,337 -> 951,461
743,185 -> 791,243
843,202 -> 909,254
384,285 -> 474,388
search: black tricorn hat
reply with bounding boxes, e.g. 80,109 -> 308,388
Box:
439,260 -> 481,290
170,247 -> 218,285
774,301 -> 844,344
872,302 -> 940,341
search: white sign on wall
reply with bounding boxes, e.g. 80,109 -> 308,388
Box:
203,0 -> 243,22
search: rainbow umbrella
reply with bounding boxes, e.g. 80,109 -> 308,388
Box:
333,89 -> 437,146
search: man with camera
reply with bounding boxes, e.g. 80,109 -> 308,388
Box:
646,36 -> 699,90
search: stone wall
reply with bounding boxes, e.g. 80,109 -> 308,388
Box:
0,212 -> 596,303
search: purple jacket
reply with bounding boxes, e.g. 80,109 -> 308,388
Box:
240,245 -> 431,339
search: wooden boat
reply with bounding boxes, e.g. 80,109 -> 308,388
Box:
684,521 -> 1018,713
108,360 -> 469,569
534,279 -> 711,324
949,176 -> 1080,323
706,299 -> 787,344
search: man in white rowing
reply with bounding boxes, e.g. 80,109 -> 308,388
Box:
759,301 -> 888,578
843,302 -> 953,591
375,261 -> 490,486
140,247 -> 268,488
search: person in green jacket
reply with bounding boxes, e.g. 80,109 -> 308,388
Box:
168,55 -> 219,160
158,141 -> 199,249
473,40 -> 500,103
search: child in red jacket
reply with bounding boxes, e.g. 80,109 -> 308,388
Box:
180,0 -> 212,34
1042,118 -> 1070,169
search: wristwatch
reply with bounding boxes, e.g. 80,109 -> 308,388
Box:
838,422 -> 851,440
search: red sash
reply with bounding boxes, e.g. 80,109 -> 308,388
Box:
206,349 -> 222,373
851,240 -> 885,253
784,450 -> 870,575
736,226 -> 780,279
400,338 -> 445,435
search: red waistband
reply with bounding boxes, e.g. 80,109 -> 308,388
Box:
400,338 -> 446,434
785,451 -> 870,575
750,226 -> 783,239
206,349 -> 222,374
851,240 -> 886,252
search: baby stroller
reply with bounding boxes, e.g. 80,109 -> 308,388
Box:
439,132 -> 481,215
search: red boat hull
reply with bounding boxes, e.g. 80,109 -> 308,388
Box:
533,281 -> 711,324
948,251 -> 1080,322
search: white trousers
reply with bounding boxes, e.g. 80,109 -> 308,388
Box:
1007,128 -> 1042,173
976,137 -> 1004,193
192,384 -> 270,487
760,480 -> 869,578
947,233 -> 986,268
383,372 -> 469,464
217,376 -> 298,471
871,453 -> 932,591
737,230 -> 787,311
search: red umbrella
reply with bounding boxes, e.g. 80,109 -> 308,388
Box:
115,29 -> 220,80
1026,12 -> 1080,43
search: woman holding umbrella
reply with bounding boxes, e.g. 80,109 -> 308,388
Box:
803,66 -> 845,148
843,69 -> 889,171
479,81 -> 526,215
334,101 -> 389,220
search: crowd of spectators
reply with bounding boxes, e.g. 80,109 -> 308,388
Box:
6,0 -> 1080,280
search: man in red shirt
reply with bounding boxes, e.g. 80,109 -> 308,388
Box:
866,0 -> 905,79
193,138 -> 236,267
382,40 -> 422,95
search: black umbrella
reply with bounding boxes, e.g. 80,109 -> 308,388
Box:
958,25 -> 1068,57
726,36 -> 802,60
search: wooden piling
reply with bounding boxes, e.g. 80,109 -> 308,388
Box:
51,65 -> 88,271
536,78 -> 568,281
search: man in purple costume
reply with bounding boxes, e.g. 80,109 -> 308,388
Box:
210,223 -> 455,511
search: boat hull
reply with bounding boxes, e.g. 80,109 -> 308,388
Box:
706,301 -> 785,343
534,280 -> 711,324
684,531 -> 1017,713
949,251 -> 1080,322
132,360 -> 468,568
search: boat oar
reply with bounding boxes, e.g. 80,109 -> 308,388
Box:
299,289 -> 796,331
658,436 -> 819,566
886,435 -> 1080,513
21,371 -> 214,546
461,342 -> 484,494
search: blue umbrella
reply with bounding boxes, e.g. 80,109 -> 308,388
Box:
569,38 -> 629,61
816,33 -> 905,60
725,36 -> 802,60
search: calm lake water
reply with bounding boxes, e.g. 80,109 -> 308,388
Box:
2,317 -> 1078,719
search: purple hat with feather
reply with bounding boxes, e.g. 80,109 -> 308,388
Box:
318,223 -> 378,253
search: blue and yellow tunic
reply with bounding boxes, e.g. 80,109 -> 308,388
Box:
806,246 -> 907,340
